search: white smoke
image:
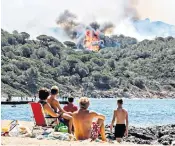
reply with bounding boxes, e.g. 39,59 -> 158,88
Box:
1,0 -> 175,41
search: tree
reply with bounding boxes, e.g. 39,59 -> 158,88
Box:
8,35 -> 16,45
37,48 -> 47,58
21,32 -> 30,40
59,60 -> 70,75
21,45 -> 33,58
91,58 -> 105,66
75,63 -> 89,78
107,59 -> 116,69
24,68 -> 38,95
6,51 -> 15,59
133,77 -> 145,89
49,44 -> 61,56
70,74 -> 80,85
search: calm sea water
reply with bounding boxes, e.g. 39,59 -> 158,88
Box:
1,99 -> 175,127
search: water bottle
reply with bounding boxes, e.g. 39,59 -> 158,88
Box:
9,120 -> 19,137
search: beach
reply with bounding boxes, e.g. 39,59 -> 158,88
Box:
2,136 -> 162,146
2,120 -> 173,146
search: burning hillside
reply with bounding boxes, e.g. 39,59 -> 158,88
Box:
55,10 -> 175,51
2,0 -> 175,43
56,10 -> 118,51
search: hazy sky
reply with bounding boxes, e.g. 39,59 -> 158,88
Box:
1,0 -> 175,39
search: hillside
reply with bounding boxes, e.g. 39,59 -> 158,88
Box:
1,29 -> 175,98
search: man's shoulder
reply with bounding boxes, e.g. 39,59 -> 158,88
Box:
116,108 -> 127,113
113,109 -> 117,112
89,110 -> 98,116
122,108 -> 128,113
52,99 -> 59,103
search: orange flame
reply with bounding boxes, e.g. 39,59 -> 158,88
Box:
84,30 -> 100,51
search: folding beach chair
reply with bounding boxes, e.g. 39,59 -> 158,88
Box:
29,102 -> 48,127
29,102 -> 59,133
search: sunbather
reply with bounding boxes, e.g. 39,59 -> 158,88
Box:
72,97 -> 106,141
47,86 -> 73,133
110,99 -> 128,143
38,88 -> 60,126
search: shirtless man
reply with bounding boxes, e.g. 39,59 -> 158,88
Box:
47,86 -> 73,133
110,99 -> 128,142
72,97 -> 106,141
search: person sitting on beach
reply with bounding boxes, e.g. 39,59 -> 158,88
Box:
63,97 -> 78,113
47,86 -> 73,133
72,97 -> 106,141
110,99 -> 128,143
38,88 -> 61,126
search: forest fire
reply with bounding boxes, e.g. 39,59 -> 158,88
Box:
84,29 -> 101,51
56,10 -> 109,51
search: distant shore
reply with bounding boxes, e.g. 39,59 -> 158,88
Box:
2,89 -> 175,101
83,89 -> 175,99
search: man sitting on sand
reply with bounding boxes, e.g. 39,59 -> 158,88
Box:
72,97 -> 106,141
110,99 -> 128,142
47,86 -> 73,133
63,97 -> 78,113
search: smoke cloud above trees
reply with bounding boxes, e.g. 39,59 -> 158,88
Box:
2,0 -> 175,40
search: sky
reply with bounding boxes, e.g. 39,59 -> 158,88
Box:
1,0 -> 175,40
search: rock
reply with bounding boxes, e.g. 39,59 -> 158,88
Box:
162,141 -> 170,145
158,135 -> 175,145
138,140 -> 151,144
129,132 -> 154,140
105,124 -> 175,145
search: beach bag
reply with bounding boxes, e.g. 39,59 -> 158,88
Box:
54,122 -> 68,133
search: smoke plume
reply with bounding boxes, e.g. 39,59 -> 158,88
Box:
2,0 -> 175,41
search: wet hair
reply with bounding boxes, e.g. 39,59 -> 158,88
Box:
39,88 -> 50,100
68,97 -> 74,103
117,99 -> 123,104
51,86 -> 59,95
79,97 -> 90,109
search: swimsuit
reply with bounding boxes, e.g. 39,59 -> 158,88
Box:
38,100 -> 59,126
114,124 -> 126,138
91,122 -> 100,140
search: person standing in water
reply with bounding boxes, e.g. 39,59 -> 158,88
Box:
63,97 -> 78,113
110,99 -> 128,143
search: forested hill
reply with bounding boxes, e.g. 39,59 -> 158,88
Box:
1,29 -> 175,98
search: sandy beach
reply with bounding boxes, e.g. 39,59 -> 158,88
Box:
1,120 -> 163,146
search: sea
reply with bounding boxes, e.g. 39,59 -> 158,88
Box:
1,98 -> 175,127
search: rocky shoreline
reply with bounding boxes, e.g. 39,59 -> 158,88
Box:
105,124 -> 175,145
2,85 -> 175,99
82,88 -> 175,99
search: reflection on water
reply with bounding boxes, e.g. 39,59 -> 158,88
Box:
1,98 -> 175,127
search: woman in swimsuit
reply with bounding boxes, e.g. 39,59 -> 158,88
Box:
38,88 -> 64,127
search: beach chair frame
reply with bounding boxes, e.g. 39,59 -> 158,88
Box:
29,102 -> 58,133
